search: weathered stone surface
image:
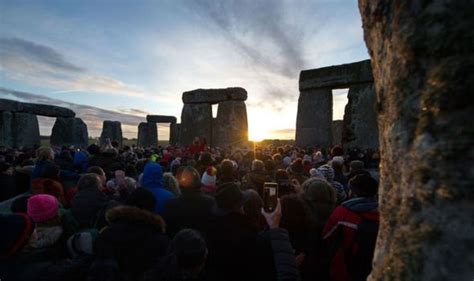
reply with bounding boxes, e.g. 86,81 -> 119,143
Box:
50,117 -> 88,147
332,120 -> 343,145
137,122 -> 157,147
360,1 -> 474,280
182,87 -> 247,104
100,120 -> 123,146
0,111 -> 13,147
146,115 -> 177,124
169,123 -> 180,145
299,60 -> 373,91
180,104 -> 212,146
0,98 -> 75,117
295,88 -> 332,148
213,100 -> 248,147
12,112 -> 40,148
342,83 -> 378,149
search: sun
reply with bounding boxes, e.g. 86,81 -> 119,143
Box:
248,121 -> 269,142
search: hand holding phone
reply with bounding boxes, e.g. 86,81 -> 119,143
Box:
261,198 -> 281,229
263,182 -> 278,212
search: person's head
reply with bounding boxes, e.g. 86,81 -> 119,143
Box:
272,153 -> 282,164
330,145 -> 344,157
176,166 -> 201,191
302,178 -> 337,223
349,174 -> 378,198
201,166 -> 217,193
280,194 -> 312,231
198,152 -> 213,167
163,172 -> 181,196
220,159 -> 234,179
142,162 -> 164,189
42,162 -> 60,179
264,159 -> 275,173
36,147 -> 54,161
77,173 -> 102,191
87,144 -> 101,156
331,156 -> 345,172
242,189 -> 263,223
317,164 -> 335,182
87,166 -> 106,185
349,160 -> 365,173
172,229 -> 208,274
215,182 -> 243,212
27,194 -> 59,223
251,159 -> 265,172
288,158 -> 305,175
126,188 -> 156,212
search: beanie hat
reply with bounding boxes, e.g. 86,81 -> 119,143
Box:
201,166 -> 217,193
317,164 -> 335,182
215,183 -> 243,211
349,174 -> 378,197
282,156 -> 292,167
331,156 -> 345,165
309,168 -> 325,179
27,194 -> 59,223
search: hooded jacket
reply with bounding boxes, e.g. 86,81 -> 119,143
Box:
142,163 -> 175,214
321,197 -> 379,281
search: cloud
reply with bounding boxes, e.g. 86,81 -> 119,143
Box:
0,87 -> 146,138
188,0 -> 307,79
0,37 -> 146,97
0,37 -> 85,73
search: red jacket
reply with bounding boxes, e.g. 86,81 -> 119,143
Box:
322,197 -> 379,281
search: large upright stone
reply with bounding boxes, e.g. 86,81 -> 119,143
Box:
180,104 -> 212,146
213,100 -> 248,147
360,1 -> 474,280
332,120 -> 343,145
342,83 -> 379,149
50,117 -> 88,147
169,123 -> 180,145
0,111 -> 13,147
146,115 -> 177,124
182,88 -> 247,104
12,112 -> 40,148
137,122 -> 157,147
295,88 -> 333,148
0,98 -> 75,117
100,121 -> 123,146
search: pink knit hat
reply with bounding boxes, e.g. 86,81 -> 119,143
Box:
27,194 -> 59,223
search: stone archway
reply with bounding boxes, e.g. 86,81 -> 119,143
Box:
359,1 -> 474,280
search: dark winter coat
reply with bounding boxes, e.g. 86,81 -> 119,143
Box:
241,170 -> 272,197
93,205 -> 170,280
162,189 -> 216,237
71,187 -> 109,229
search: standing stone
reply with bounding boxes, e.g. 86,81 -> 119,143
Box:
100,121 -> 123,146
137,122 -> 157,147
342,83 -> 378,149
0,98 -> 75,117
169,123 -> 180,145
213,100 -> 248,148
0,111 -> 13,147
359,1 -> 474,280
182,87 -> 247,104
12,112 -> 40,148
180,103 -> 212,146
50,117 -> 88,147
295,88 -> 333,148
332,120 -> 343,146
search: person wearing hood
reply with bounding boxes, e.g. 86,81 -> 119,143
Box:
241,159 -> 272,197
95,148 -> 123,180
142,162 -> 175,214
321,174 -> 379,281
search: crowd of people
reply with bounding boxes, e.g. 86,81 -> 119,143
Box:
0,137 -> 380,281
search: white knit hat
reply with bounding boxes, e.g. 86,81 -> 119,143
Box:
201,166 -> 217,193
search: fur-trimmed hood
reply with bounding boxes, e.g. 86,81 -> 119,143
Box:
106,205 -> 166,233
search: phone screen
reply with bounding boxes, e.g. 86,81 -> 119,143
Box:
263,182 -> 278,212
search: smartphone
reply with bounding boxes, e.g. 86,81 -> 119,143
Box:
263,182 -> 278,212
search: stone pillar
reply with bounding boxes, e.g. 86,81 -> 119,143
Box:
342,83 -> 378,149
180,103 -> 212,146
359,1 -> 474,280
100,120 -> 123,146
332,120 -> 343,146
137,122 -> 157,147
169,123 -> 180,145
50,117 -> 88,147
0,111 -> 13,147
213,100 -> 248,148
295,88 -> 332,148
12,112 -> 40,148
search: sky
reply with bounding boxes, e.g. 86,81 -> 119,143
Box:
0,0 -> 369,141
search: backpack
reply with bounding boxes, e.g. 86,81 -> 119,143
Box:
346,213 -> 379,281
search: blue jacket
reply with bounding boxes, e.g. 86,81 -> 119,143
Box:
142,163 -> 175,214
